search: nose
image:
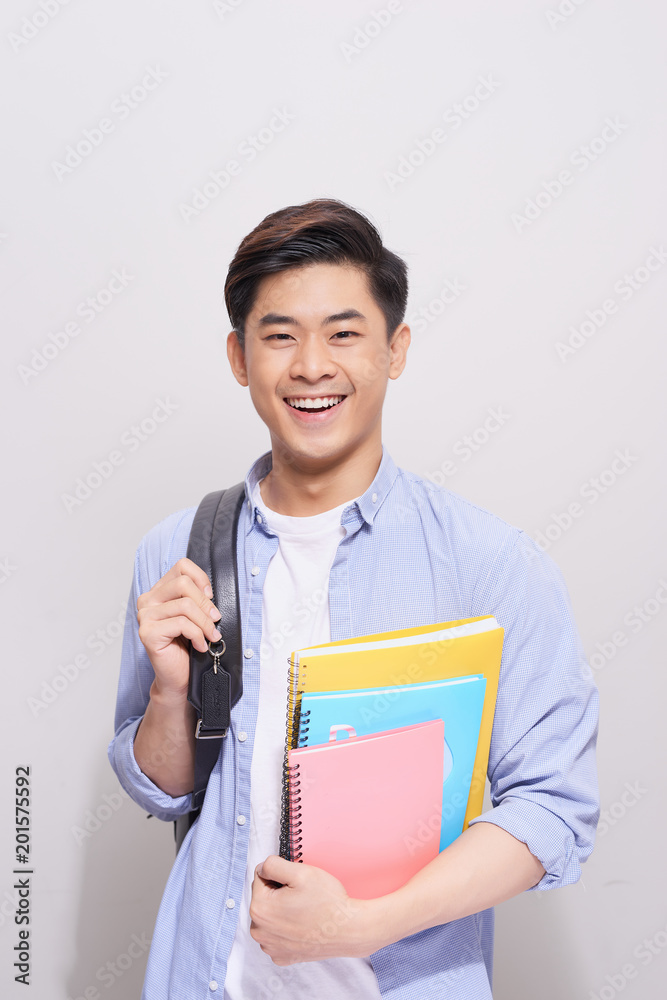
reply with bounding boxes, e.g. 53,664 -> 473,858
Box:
288,333 -> 338,382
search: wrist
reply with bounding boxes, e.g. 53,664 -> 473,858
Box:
354,894 -> 408,954
355,873 -> 447,953
149,677 -> 191,710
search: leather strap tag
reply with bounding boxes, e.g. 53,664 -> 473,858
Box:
201,668 -> 231,731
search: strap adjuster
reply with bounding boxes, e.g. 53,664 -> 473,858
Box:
195,719 -> 228,740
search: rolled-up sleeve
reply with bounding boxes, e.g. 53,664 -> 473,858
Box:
107,508 -> 196,822
467,531 -> 599,890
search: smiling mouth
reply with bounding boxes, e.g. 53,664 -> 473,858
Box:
284,395 -> 346,413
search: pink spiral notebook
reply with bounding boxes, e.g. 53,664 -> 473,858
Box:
286,719 -> 444,899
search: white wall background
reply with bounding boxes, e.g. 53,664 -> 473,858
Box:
1,1 -> 665,997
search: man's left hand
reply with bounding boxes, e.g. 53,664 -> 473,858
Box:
249,855 -> 377,965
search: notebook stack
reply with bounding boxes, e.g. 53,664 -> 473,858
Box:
278,615 -> 504,898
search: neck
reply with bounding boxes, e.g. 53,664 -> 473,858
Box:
259,440 -> 382,516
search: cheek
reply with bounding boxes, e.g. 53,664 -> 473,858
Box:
249,384 -> 275,414
244,359 -> 279,405
354,356 -> 390,392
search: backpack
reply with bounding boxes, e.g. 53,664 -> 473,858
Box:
173,483 -> 246,852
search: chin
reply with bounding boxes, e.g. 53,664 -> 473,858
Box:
274,437 -> 348,466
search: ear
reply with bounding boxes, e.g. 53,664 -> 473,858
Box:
227,330 -> 248,386
388,323 -> 411,380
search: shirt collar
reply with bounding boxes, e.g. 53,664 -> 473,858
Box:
243,445 -> 399,531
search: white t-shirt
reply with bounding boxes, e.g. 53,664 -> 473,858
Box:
224,481 -> 382,1000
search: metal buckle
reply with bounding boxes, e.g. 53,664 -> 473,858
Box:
195,719 -> 228,740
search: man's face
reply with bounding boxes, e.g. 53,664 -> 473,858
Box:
227,263 -> 410,473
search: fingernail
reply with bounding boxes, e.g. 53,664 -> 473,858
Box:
204,585 -> 213,598
211,629 -> 222,641
210,606 -> 221,621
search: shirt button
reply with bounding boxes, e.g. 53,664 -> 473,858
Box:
251,565 -> 260,576
237,815 -> 246,825
226,898 -> 235,909
256,513 -> 263,524
238,731 -> 247,742
209,982 -> 218,992
372,492 -> 378,503
244,648 -> 254,658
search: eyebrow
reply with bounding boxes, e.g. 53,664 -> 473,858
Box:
258,308 -> 367,327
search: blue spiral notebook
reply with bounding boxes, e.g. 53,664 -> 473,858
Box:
297,675 -> 486,850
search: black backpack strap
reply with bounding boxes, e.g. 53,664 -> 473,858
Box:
174,482 -> 245,852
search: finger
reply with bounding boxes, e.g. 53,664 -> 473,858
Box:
138,572 -> 218,616
254,872 -> 285,891
138,614 -> 212,655
157,557 -> 213,598
251,869 -> 282,899
256,855 -> 303,888
138,596 -> 222,646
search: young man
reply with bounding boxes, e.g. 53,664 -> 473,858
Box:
109,198 -> 599,999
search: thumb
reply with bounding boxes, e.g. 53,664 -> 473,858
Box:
256,854 -> 302,887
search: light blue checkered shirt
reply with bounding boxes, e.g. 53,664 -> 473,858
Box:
109,447 -> 599,1000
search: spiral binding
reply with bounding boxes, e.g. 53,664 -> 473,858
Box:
278,656 -> 308,861
297,710 -> 311,747
285,762 -> 304,861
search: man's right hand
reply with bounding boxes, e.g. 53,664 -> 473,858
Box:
136,557 -> 222,701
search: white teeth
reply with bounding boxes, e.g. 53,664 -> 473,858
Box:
286,396 -> 344,410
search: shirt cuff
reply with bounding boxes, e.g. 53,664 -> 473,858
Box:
108,717 -> 192,821
467,794 -> 583,891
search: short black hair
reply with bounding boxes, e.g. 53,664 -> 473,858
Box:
224,198 -> 408,347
